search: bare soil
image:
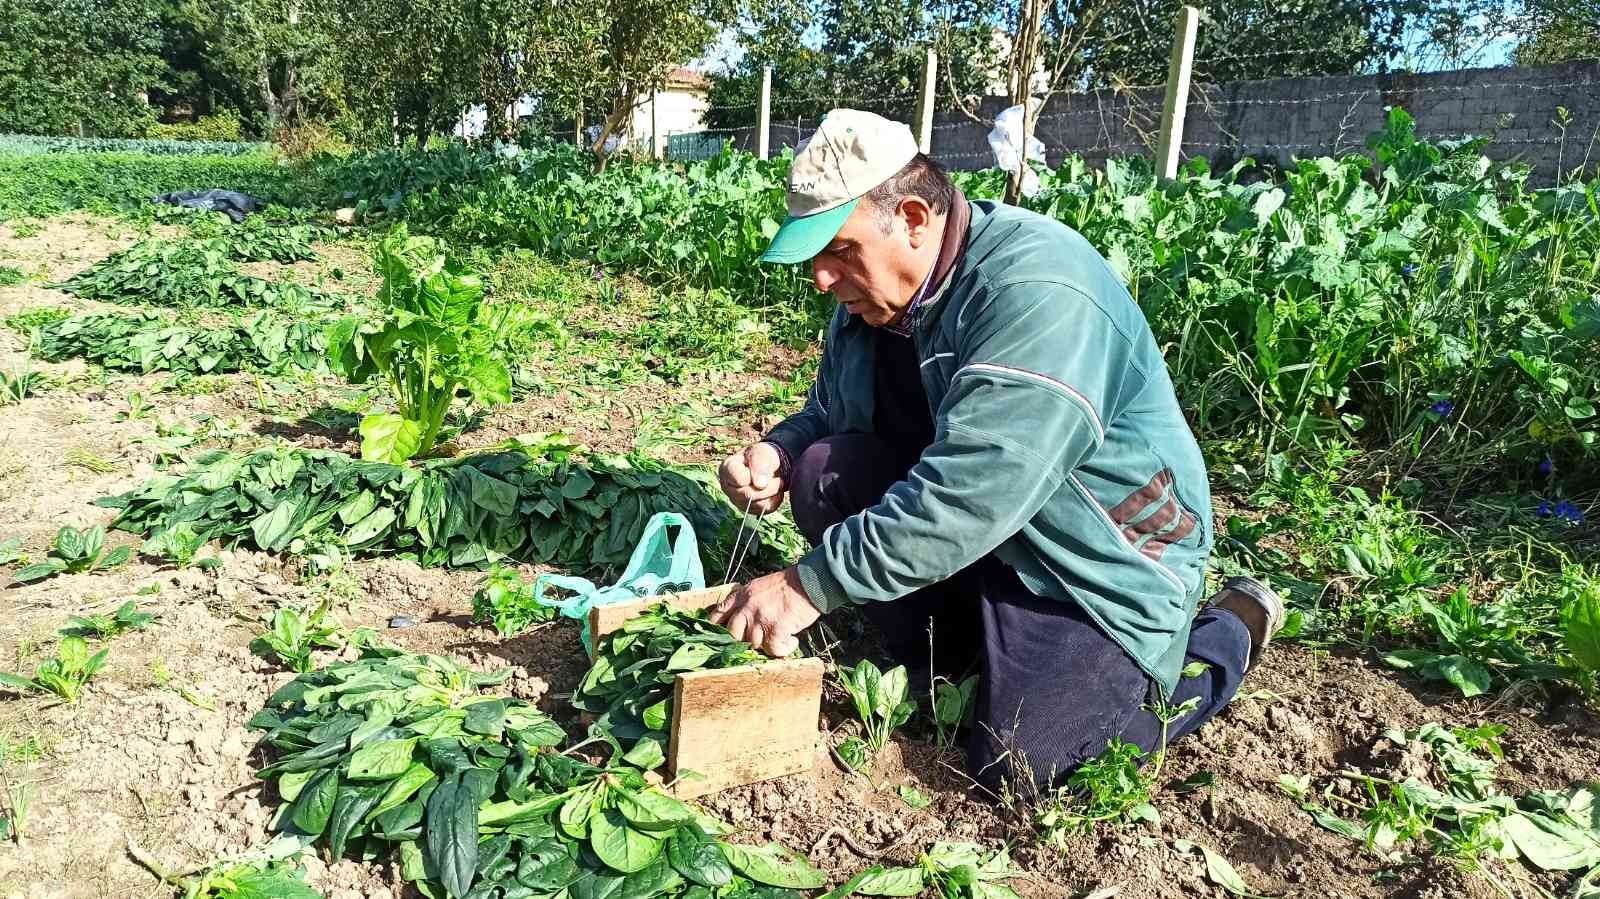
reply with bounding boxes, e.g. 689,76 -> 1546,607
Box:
1,215 -> 1596,899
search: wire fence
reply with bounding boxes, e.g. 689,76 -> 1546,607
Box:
657,57 -> 1598,182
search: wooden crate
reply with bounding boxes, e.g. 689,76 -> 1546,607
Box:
586,586 -> 823,798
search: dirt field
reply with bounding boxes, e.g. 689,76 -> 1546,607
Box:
1,215 -> 1596,899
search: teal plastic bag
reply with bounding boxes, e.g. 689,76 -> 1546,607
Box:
529,512 -> 706,652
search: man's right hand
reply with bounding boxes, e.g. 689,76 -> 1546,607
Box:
719,442 -> 787,514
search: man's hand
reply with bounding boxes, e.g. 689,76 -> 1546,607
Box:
718,442 -> 786,514
710,567 -> 820,657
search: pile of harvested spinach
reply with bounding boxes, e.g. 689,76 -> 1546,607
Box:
248,644 -> 825,899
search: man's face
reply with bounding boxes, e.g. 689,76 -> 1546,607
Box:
809,200 -> 931,327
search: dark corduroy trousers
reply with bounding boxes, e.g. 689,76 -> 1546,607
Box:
789,432 -> 1251,794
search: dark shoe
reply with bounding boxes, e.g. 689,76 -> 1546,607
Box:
1206,576 -> 1285,671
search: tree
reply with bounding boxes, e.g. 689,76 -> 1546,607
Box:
162,0 -> 335,136
309,0 -> 479,144
1515,0 -> 1600,63
706,0 -> 999,129
543,0 -> 744,169
0,0 -> 169,136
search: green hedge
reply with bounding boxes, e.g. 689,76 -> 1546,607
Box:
0,152 -> 303,220
0,133 -> 267,157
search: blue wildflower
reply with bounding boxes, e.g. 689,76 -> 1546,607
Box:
1429,398 -> 1454,417
1401,263 -> 1419,279
1537,500 -> 1552,518
1537,456 -> 1555,476
1552,500 -> 1585,524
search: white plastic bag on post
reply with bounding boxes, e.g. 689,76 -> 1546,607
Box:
987,101 -> 1047,198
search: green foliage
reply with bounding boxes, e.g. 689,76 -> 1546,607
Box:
852,842 -> 1022,899
0,152 -> 296,221
930,674 -> 978,750
9,524 -> 131,585
60,600 -> 156,640
837,659 -> 916,757
36,310 -> 328,377
0,134 -> 267,157
1285,722 -> 1600,882
0,635 -> 110,703
0,0 -> 166,137
180,853 -> 321,899
470,565 -> 557,637
0,363 -> 46,406
99,443 -> 739,575
249,645 -> 823,898
3,306 -> 71,334
250,603 -> 345,673
149,110 -> 246,143
326,226 -> 511,463
1558,566 -> 1600,696
56,238 -> 328,309
1035,738 -> 1156,842
0,265 -> 26,285
573,605 -> 764,765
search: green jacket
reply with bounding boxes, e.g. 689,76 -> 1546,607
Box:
766,200 -> 1213,695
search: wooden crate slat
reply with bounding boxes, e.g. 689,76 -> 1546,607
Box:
666,657 -> 824,798
585,584 -> 737,656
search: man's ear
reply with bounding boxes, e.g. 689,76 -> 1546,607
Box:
898,196 -> 936,247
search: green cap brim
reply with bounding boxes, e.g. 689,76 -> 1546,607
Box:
759,197 -> 859,264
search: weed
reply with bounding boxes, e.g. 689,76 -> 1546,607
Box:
0,266 -> 26,286
0,537 -> 21,566
64,448 -> 120,474
60,600 -> 156,640
0,364 -> 46,406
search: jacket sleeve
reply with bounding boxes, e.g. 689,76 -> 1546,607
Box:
793,282 -> 1146,612
761,347 -> 833,474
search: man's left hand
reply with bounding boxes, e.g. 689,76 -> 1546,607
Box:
710,567 -> 821,657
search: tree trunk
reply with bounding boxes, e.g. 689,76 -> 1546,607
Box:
590,97 -> 632,173
1003,0 -> 1044,205
257,60 -> 282,135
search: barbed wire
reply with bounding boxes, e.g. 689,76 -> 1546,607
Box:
1185,77 -> 1598,108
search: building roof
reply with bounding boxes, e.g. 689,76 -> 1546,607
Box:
667,67 -> 710,92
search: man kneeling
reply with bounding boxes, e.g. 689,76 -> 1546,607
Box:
711,109 -> 1284,795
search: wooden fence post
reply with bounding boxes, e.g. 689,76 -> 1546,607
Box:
575,106 -> 585,148
1154,5 -> 1200,178
757,66 -> 773,160
915,49 -> 937,154
651,92 -> 665,160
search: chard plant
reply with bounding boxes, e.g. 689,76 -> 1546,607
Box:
326,226 -> 511,463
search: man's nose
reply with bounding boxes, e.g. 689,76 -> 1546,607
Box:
811,259 -> 838,293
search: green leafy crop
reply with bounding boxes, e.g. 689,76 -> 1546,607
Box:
249,646 -> 825,899
55,238 -> 328,311
327,226 -> 511,463
848,842 -> 1021,899
0,636 -> 109,703
9,524 -> 130,585
470,565 -> 557,637
60,600 -> 155,639
37,310 -> 328,377
250,603 -> 345,673
837,659 -> 915,756
100,444 -> 735,575
573,606 -> 763,769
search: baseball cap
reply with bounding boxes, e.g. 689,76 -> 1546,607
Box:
760,109 -> 920,264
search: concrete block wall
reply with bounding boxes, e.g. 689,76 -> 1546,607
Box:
695,60 -> 1598,182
